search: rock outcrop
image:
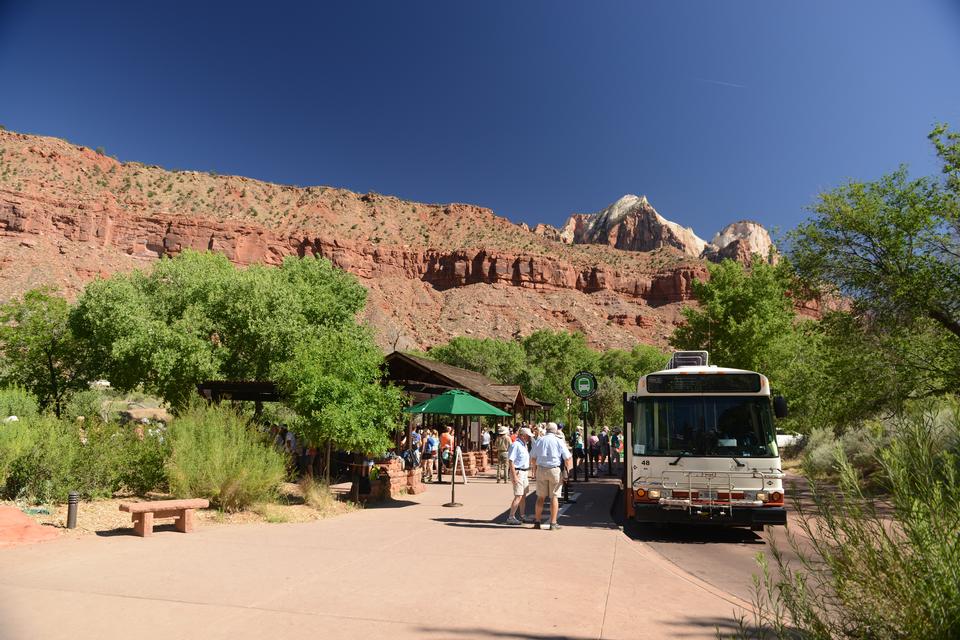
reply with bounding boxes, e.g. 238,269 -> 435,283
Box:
560,195 -> 709,257
556,196 -> 776,264
704,220 -> 775,263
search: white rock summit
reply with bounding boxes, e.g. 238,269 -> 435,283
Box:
533,195 -> 775,264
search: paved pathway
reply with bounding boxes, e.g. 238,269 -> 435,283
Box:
0,474 -> 750,639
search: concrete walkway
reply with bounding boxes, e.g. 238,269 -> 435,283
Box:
0,473 -> 750,639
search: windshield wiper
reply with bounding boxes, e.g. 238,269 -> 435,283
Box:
731,457 -> 746,468
669,453 -> 688,466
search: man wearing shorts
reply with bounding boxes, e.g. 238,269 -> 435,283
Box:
505,427 -> 533,525
530,422 -> 573,530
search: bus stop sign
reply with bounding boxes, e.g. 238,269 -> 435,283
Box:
571,371 -> 598,399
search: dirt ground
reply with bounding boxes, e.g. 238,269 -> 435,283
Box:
1,482 -> 357,540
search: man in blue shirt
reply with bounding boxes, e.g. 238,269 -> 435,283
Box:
505,427 -> 533,525
530,422 -> 573,530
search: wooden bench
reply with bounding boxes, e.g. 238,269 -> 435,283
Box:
119,499 -> 209,537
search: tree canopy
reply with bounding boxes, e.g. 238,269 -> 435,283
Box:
0,288 -> 87,417
71,251 -> 370,408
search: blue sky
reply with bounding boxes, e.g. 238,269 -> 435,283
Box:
1,1 -> 959,239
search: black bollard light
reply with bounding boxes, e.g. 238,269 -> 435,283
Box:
67,491 -> 79,529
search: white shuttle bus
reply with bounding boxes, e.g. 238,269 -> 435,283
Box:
623,351 -> 788,530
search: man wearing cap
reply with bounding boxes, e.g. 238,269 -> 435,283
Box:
504,427 -> 532,525
530,422 -> 573,530
494,425 -> 512,483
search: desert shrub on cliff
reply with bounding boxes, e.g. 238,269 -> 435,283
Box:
165,403 -> 286,511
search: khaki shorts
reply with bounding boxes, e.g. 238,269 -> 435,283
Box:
535,466 -> 562,498
512,470 -> 529,497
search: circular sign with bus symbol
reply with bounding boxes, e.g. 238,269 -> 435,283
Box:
571,370 -> 598,398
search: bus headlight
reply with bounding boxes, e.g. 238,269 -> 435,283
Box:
756,492 -> 769,502
647,489 -> 661,499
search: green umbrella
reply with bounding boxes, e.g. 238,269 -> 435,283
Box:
402,389 -> 511,417
403,389 -> 509,507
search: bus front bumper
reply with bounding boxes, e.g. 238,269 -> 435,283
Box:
633,503 -> 787,527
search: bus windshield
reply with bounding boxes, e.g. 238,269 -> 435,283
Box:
632,396 -> 779,458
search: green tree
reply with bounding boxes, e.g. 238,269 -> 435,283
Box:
71,251 -> 369,408
520,329 -> 599,422
788,125 -> 960,401
670,257 -> 797,374
426,337 -> 527,384
276,325 -> 404,482
0,288 -> 88,417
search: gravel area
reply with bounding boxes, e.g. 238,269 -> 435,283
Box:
2,483 -> 357,540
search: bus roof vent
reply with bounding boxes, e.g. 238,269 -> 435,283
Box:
668,350 -> 709,368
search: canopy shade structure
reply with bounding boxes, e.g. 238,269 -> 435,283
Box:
402,389 -> 511,417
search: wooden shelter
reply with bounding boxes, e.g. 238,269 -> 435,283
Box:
384,351 -> 549,449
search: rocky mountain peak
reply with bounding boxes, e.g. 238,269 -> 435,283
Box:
704,220 -> 775,263
558,195 -> 709,257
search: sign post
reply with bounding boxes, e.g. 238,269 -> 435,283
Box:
570,371 -> 598,483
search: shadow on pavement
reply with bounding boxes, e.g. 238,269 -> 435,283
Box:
431,517 -> 516,530
661,616 -> 752,638
623,520 -> 765,545
362,499 -> 419,509
95,523 -> 178,537
414,626 -> 592,639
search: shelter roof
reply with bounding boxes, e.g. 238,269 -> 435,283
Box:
385,352 -> 544,409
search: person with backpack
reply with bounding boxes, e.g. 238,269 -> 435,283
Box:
494,425 -> 512,483
422,429 -> 439,482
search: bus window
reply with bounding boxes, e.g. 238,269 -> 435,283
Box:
633,396 -> 778,458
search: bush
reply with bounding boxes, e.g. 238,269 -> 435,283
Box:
64,389 -> 108,422
5,415 -> 82,503
0,417 -> 34,490
2,414 -> 170,503
741,401 -> 960,639
0,386 -> 40,420
166,403 -> 286,511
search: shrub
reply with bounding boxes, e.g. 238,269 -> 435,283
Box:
165,403 -> 286,511
5,416 -> 82,503
0,417 -> 34,489
65,389 -> 107,422
740,401 -> 960,639
0,386 -> 40,420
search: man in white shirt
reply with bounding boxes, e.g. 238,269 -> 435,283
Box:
530,422 -> 573,530
505,427 -> 533,525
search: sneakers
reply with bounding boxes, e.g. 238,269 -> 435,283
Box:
549,523 -> 562,531
505,516 -> 522,525
533,522 -> 541,530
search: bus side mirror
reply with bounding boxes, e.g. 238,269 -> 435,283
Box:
773,395 -> 788,419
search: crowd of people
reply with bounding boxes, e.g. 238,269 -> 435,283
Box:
398,420 -> 623,530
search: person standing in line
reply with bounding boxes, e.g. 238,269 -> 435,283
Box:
599,426 -> 611,472
494,425 -> 512,483
481,427 -> 491,452
530,422 -> 573,530
440,425 -> 455,471
504,427 -> 533,525
588,430 -> 600,475
421,429 -> 437,482
610,429 -> 621,473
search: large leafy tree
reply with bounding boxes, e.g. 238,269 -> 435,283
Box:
789,125 -> 960,398
670,256 -> 798,375
0,288 -> 88,417
71,251 -> 372,408
275,325 -> 404,481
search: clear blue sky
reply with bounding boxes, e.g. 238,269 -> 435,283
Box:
1,1 -> 959,239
